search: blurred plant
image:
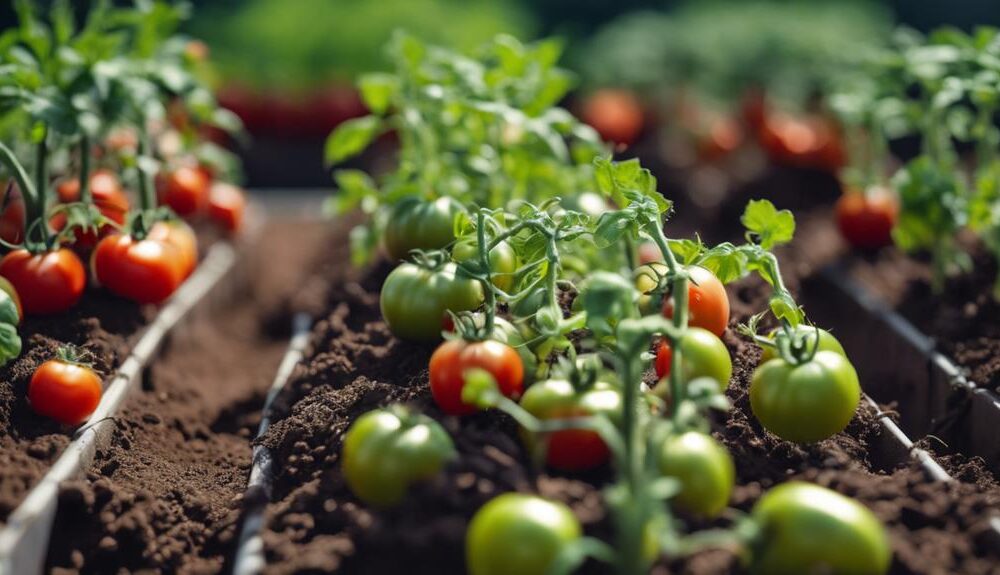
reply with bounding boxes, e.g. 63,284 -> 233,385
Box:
576,0 -> 892,110
189,0 -> 536,92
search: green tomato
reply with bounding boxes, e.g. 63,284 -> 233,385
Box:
519,379 -> 622,471
493,317 -> 537,385
466,493 -> 581,575
634,262 -> 667,316
510,286 -> 546,320
380,262 -> 484,342
750,482 -> 891,575
760,325 -> 846,363
750,351 -> 861,444
658,431 -> 734,518
383,196 -> 464,260
341,406 -> 455,507
452,237 -> 517,292
654,327 -> 732,389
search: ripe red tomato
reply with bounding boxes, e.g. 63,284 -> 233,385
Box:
429,339 -> 524,416
29,356 -> 103,425
0,249 -> 86,315
92,233 -> 184,304
759,113 -> 844,172
156,166 -> 210,217
0,182 -> 25,245
835,188 -> 898,250
697,116 -> 744,162
663,266 -> 730,337
208,182 -> 246,234
580,89 -> 645,147
148,221 -> 198,279
52,170 -> 130,248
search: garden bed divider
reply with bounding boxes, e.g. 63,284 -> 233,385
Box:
0,242 -> 238,575
807,263 -> 1000,475
232,312 -> 312,575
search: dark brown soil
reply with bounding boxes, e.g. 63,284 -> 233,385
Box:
41,219 -> 333,574
844,238 -> 1000,394
253,228 -> 1000,574
0,289 -> 150,525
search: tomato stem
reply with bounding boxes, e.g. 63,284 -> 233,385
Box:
78,134 -> 92,205
476,210 -> 497,338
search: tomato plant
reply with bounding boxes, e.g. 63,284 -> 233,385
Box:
658,431 -> 734,518
92,233 -> 184,305
380,260 -> 484,342
654,327 -> 732,389
429,339 -> 524,416
749,482 -> 890,575
341,406 -> 455,507
0,248 -> 86,315
466,493 -> 581,575
750,350 -> 861,443
520,378 -> 622,471
453,237 -> 517,292
29,349 -> 103,425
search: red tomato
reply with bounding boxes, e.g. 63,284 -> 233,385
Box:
698,116 -> 744,162
29,357 -> 103,425
580,89 -> 645,147
52,170 -> 130,248
663,266 -> 730,337
429,339 -> 524,416
147,221 -> 198,279
759,114 -> 844,172
156,166 -> 210,217
208,182 -> 246,234
835,188 -> 898,250
0,249 -> 86,315
92,234 -> 184,304
0,182 -> 25,245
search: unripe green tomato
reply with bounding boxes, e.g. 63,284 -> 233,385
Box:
658,431 -> 734,517
341,407 -> 455,507
654,327 -> 733,389
452,237 -> 517,292
493,317 -> 537,385
750,482 -> 891,575
760,325 -> 846,363
383,196 -> 464,260
750,351 -> 861,443
466,493 -> 581,575
634,262 -> 667,316
380,262 -> 484,342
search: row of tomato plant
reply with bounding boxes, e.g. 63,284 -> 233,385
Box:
832,26 -> 1000,297
324,33 -> 891,575
0,1 -> 245,426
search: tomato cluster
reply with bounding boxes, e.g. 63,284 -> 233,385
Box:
326,33 -> 888,575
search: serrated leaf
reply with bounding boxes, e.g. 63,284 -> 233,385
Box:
741,199 -> 795,249
324,115 -> 382,166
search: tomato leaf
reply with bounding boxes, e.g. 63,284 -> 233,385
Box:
0,322 -> 21,367
358,73 -> 398,116
324,115 -> 382,166
741,199 -> 795,249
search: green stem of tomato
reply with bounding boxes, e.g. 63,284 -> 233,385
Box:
33,131 -> 51,249
647,221 -> 689,417
133,129 -> 157,240
78,134 -> 92,205
477,210 -> 496,337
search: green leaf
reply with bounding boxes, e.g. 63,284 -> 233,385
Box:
0,322 -> 21,367
324,115 -> 382,166
0,289 -> 18,328
741,199 -> 795,249
329,169 -> 378,215
358,73 -> 398,115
